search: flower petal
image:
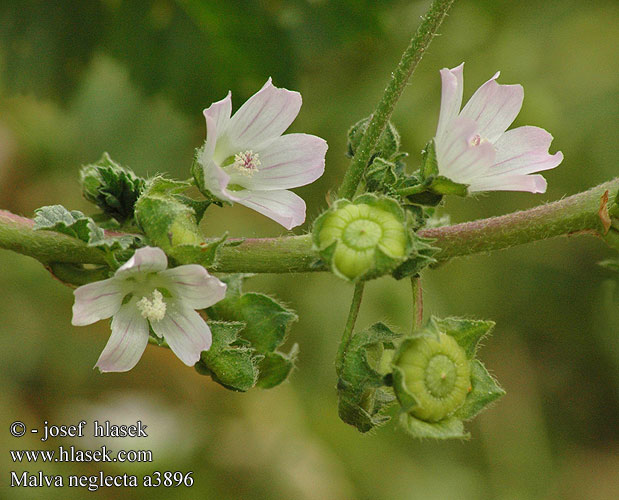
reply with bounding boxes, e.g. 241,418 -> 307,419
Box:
150,303 -> 212,366
487,126 -> 564,176
225,78 -> 302,150
234,133 -> 327,191
203,91 -> 232,140
468,173 -> 547,193
436,63 -> 464,141
115,246 -> 168,278
231,189 -> 306,230
460,72 -> 523,143
435,117 -> 495,184
158,265 -> 227,310
95,300 -> 149,373
72,278 -> 124,326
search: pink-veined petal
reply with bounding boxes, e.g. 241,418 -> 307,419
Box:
468,173 -> 547,193
159,265 -> 227,310
72,278 -> 124,326
115,247 -> 168,278
198,113 -> 233,202
231,189 -> 306,230
226,78 -> 302,150
460,72 -> 523,143
150,303 -> 212,366
236,133 -> 327,191
203,91 -> 232,139
436,63 -> 464,141
436,117 -> 495,184
485,126 -> 564,176
95,300 -> 149,373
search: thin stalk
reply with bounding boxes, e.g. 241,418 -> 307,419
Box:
411,276 -> 423,332
336,283 -> 365,375
338,0 -> 457,199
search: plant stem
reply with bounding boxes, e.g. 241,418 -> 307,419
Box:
338,0 -> 456,200
336,283 -> 365,375
1,178 -> 617,273
411,276 -> 423,332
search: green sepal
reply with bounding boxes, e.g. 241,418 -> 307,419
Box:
80,153 -> 146,224
399,413 -> 468,440
313,194 -> 413,282
421,139 -> 439,179
391,316 -> 504,439
195,321 -> 260,392
337,322 -> 402,432
428,176 -> 469,197
432,317 -> 495,358
256,344 -> 299,389
453,360 -> 505,421
391,234 -> 440,280
364,157 -> 398,193
190,147 -> 230,205
173,195 -> 212,224
347,117 -> 401,162
207,275 -> 298,388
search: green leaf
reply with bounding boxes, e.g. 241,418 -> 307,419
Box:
80,153 -> 146,223
34,205 -> 104,244
454,360 -> 505,421
399,412 -> 468,440
196,321 -> 260,392
256,344 -> 299,389
207,276 -> 298,388
209,291 -> 297,353
337,322 -> 402,432
432,317 -> 495,358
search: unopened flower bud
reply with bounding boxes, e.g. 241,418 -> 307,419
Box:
313,195 -> 410,281
80,153 -> 146,223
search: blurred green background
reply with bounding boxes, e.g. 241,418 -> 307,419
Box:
1,1 -> 618,499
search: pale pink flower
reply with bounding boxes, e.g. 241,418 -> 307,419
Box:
72,247 -> 226,372
435,63 -> 563,193
198,78 -> 328,229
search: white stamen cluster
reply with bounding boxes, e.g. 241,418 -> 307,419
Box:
232,150 -> 260,176
136,289 -> 166,322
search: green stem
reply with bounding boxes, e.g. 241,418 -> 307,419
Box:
338,0 -> 456,200
411,276 -> 423,332
336,283 -> 365,375
396,184 -> 427,197
1,179 -> 617,273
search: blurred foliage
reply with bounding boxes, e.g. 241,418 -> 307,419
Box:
1,0 -> 618,499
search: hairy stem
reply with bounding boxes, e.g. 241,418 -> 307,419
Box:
0,179 -> 617,273
336,283 -> 365,375
338,0 -> 456,199
411,276 -> 423,332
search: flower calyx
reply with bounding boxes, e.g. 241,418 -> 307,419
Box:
391,317 -> 504,439
313,194 -> 412,282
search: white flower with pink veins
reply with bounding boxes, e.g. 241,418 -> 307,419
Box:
198,78 -> 328,229
72,247 -> 226,372
435,63 -> 563,193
